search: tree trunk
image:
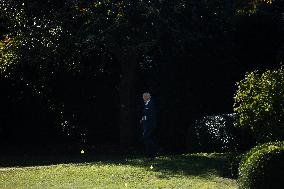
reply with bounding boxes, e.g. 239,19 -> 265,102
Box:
113,48 -> 138,148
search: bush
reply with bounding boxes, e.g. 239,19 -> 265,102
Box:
188,113 -> 253,152
238,141 -> 284,189
228,153 -> 245,179
234,65 -> 284,143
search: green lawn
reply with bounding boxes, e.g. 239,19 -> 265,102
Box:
0,153 -> 237,189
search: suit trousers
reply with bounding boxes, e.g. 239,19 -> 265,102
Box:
142,123 -> 157,157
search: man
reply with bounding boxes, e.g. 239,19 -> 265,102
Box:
140,92 -> 158,158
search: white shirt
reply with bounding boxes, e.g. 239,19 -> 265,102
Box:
145,99 -> 150,105
142,99 -> 150,121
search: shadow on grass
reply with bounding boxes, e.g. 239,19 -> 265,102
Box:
0,152 -> 234,179
124,153 -> 233,179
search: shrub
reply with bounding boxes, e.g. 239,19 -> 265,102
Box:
238,141 -> 284,189
233,65 -> 284,143
188,113 -> 253,152
228,153 -> 245,179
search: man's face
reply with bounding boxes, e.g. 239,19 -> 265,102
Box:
143,94 -> 150,102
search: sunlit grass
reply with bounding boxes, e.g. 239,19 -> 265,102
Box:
0,153 -> 237,189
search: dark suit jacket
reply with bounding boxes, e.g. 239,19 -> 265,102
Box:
142,99 -> 157,130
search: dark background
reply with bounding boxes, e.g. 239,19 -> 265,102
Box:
0,0 -> 283,154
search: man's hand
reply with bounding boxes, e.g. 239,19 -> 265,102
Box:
140,116 -> 146,124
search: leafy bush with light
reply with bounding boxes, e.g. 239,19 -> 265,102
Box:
234,65 -> 284,143
189,114 -> 251,152
238,141 -> 284,189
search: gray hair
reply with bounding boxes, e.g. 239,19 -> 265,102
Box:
143,92 -> 151,98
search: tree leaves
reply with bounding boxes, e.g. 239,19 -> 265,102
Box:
234,65 -> 284,142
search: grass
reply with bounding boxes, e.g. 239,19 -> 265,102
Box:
0,153 -> 237,189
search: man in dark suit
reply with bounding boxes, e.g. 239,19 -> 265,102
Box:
140,92 -> 158,158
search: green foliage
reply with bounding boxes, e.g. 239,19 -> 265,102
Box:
235,0 -> 276,15
228,153 -> 245,179
238,141 -> 284,189
0,36 -> 18,74
234,65 -> 284,142
190,114 -> 248,152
